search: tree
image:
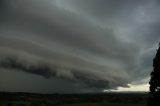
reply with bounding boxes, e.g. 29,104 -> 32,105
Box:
148,43 -> 160,105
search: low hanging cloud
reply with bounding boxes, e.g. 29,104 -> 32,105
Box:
0,0 -> 159,93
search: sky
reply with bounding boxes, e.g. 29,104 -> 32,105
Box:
0,0 -> 159,93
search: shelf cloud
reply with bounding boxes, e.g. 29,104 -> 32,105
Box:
0,0 -> 159,93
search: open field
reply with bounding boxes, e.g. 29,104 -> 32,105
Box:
0,92 -> 148,106
60,103 -> 146,106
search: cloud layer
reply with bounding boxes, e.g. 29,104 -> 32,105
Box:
0,0 -> 159,93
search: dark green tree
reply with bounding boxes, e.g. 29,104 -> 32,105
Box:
148,43 -> 160,105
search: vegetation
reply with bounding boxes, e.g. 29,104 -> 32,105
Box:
148,43 -> 160,105
0,92 -> 148,106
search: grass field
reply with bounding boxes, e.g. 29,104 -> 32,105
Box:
60,102 -> 147,106
0,92 -> 148,106
0,102 -> 147,106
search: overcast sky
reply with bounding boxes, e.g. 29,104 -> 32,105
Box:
0,0 -> 159,93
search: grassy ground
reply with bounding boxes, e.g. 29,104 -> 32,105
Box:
0,102 -> 147,106
0,92 -> 148,106
60,102 -> 147,106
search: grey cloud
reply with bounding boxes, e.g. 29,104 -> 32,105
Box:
0,0 -> 159,93
0,68 -> 106,93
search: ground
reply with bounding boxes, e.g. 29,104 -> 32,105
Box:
0,92 -> 148,106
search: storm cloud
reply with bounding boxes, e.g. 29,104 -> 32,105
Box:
0,0 -> 159,93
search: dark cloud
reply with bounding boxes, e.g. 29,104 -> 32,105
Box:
0,0 -> 159,93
